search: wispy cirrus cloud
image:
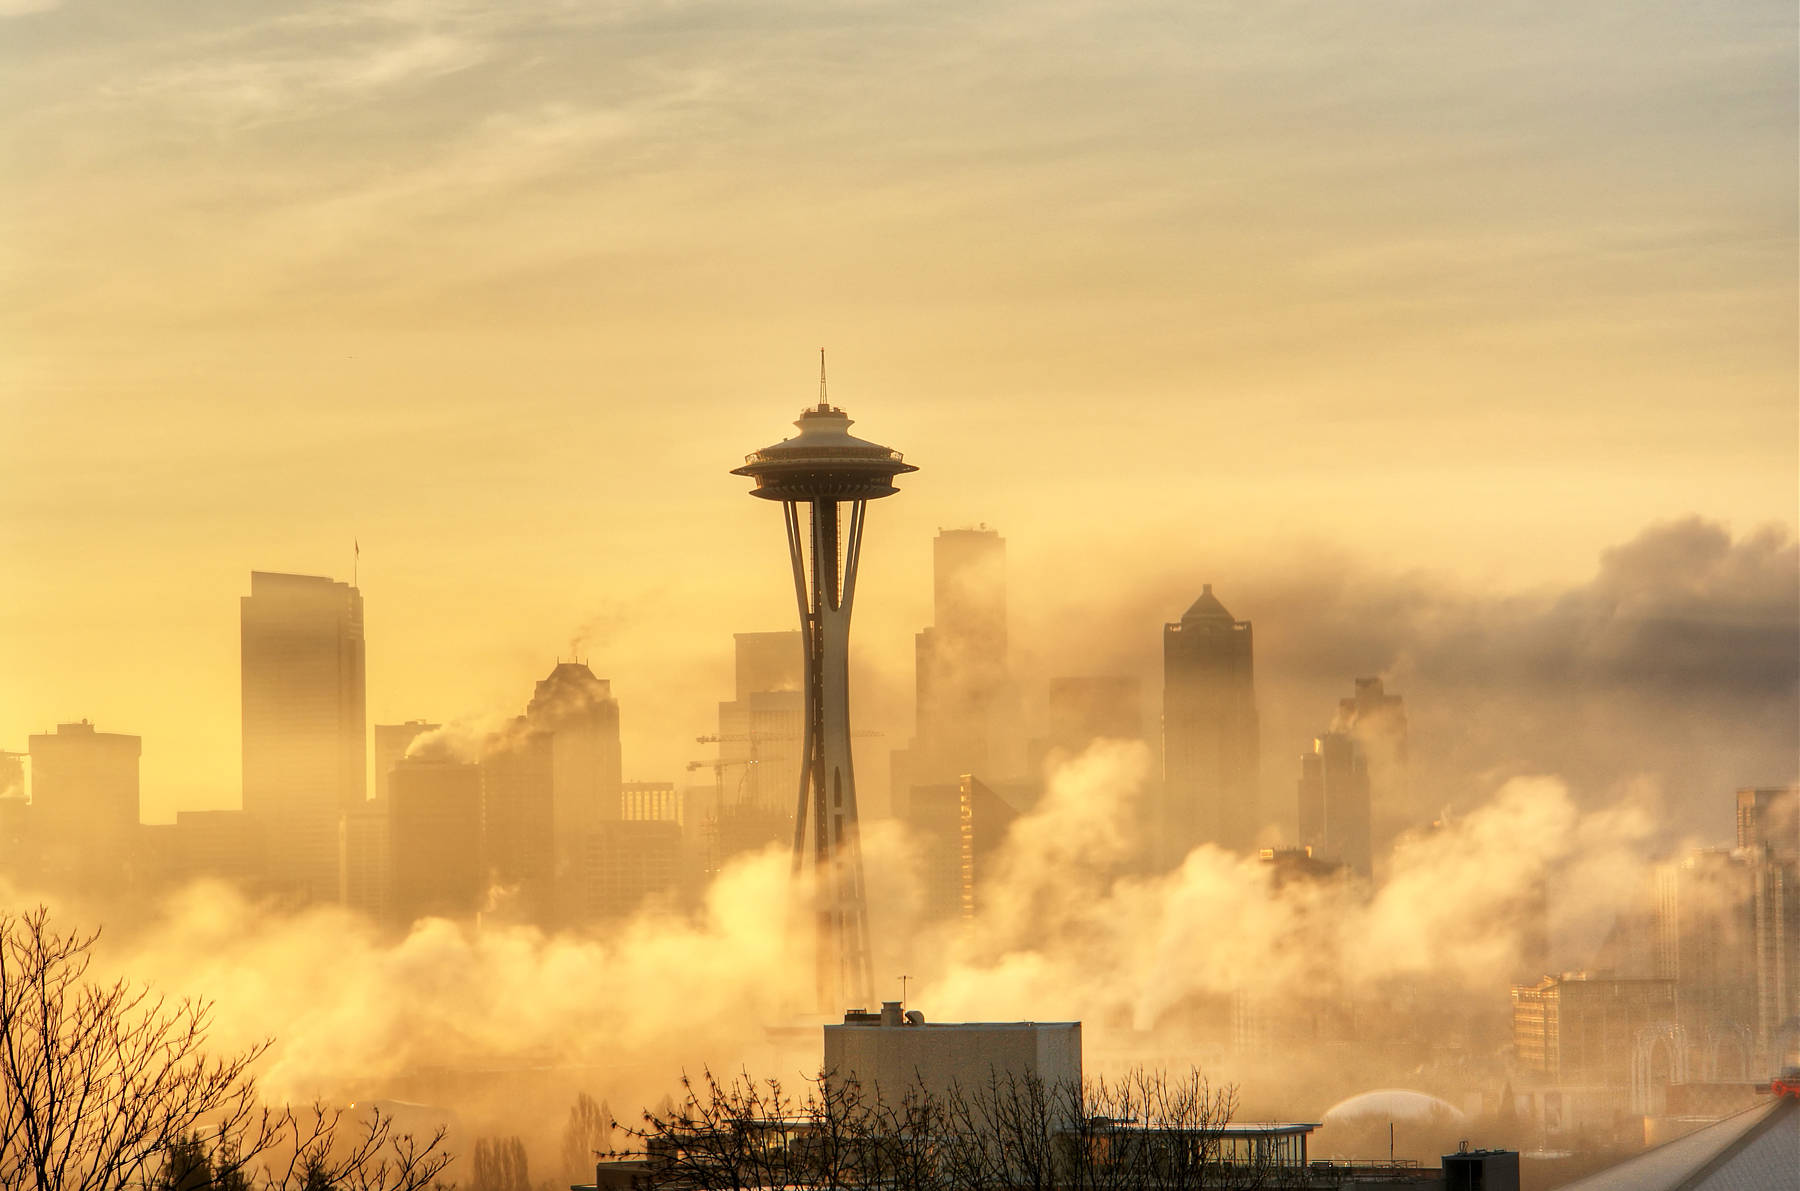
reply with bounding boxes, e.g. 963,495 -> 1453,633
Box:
111,29 -> 490,125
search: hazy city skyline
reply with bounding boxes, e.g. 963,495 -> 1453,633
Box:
4,1 -> 1794,829
2,5 -> 1796,1185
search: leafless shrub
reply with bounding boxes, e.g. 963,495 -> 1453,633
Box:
0,905 -> 453,1191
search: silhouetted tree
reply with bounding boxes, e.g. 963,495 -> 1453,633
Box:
613,1064 -> 1289,1190
151,1134 -> 214,1191
471,1135 -> 530,1191
0,905 -> 453,1191
562,1093 -> 612,1183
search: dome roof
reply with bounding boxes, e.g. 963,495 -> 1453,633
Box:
1322,1089 -> 1467,1126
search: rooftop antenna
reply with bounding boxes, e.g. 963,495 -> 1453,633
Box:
353,539 -> 359,588
818,348 -> 828,409
899,974 -> 911,1005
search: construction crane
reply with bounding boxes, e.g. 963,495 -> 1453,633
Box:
696,731 -> 882,743
693,730 -> 880,808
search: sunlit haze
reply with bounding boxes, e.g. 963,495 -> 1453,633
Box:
6,1 -> 1794,820
2,3 -> 1797,1187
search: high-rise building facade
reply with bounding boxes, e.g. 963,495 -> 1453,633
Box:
339,802 -> 389,923
1043,676 -> 1143,758
373,720 -> 439,803
1734,786 -> 1799,1067
525,661 -> 622,926
621,781 -> 682,824
1335,677 -> 1409,865
240,571 -> 366,904
1511,974 -> 1678,1087
175,809 -> 266,891
527,662 -> 622,829
1655,849 -> 1759,1076
1161,585 -> 1259,864
1296,730 -> 1372,878
912,527 -> 1010,785
28,720 -> 141,883
904,774 -> 1021,923
388,757 -> 484,928
583,820 -> 681,920
1738,786 -> 1800,867
715,631 -> 804,860
480,721 -> 556,927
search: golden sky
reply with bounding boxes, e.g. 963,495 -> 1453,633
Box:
3,1 -> 1794,818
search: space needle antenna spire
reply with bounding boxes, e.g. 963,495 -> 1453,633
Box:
733,358 -> 916,1013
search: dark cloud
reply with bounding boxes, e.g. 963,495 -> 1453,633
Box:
1021,518 -> 1798,842
1267,517 -> 1798,695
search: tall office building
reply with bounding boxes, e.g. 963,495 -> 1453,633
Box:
1738,786 -> 1800,866
388,757 -> 484,928
339,803 -> 389,923
1046,676 -> 1143,755
28,720 -> 141,883
1511,973 -> 1678,1088
527,662 -> 622,827
918,528 -> 1009,778
904,775 -> 1021,923
1734,786 -> 1799,1067
732,630 -> 804,699
1335,677 -> 1409,864
1655,849 -> 1759,1075
480,720 -> 556,927
1025,676 -> 1145,787
1161,585 -> 1259,864
373,720 -> 439,803
175,809 -> 266,891
583,820 -> 682,920
525,661 -> 622,926
893,527 -> 1014,817
621,781 -> 682,824
240,571 -> 366,904
1296,731 -> 1372,878
714,631 -> 804,860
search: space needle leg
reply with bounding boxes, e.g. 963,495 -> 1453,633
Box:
784,501 -> 815,877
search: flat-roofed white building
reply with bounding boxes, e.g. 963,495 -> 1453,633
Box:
823,1002 -> 1080,1105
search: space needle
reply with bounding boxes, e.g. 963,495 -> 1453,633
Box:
733,355 -> 916,1012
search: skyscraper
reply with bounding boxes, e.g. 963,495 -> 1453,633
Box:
903,774 -> 1021,923
388,756 -> 484,928
912,527 -> 1010,785
1296,731 -> 1372,878
479,720 -> 556,927
525,661 -> 622,926
1734,786 -> 1799,1068
1045,676 -> 1143,756
1738,786 -> 1800,867
1335,677 -> 1409,863
374,720 -> 439,803
28,719 -> 140,884
1511,973 -> 1678,1089
240,571 -> 366,903
583,820 -> 682,921
1655,849 -> 1759,1075
1161,585 -> 1259,864
714,631 -> 805,861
